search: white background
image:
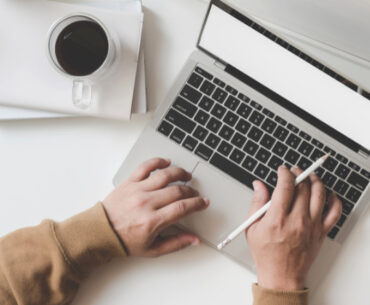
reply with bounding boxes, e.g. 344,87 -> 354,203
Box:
0,0 -> 369,304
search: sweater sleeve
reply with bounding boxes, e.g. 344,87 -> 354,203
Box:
0,203 -> 127,305
252,283 -> 309,305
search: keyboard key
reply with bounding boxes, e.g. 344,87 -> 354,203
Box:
194,109 -> 210,125
322,172 -> 337,188
230,148 -> 246,164
193,126 -> 208,141
348,161 -> 360,172
272,142 -> 288,157
336,214 -> 347,227
268,155 -> 284,170
323,157 -> 338,172
335,153 -> 348,164
346,187 -> 361,203
298,141 -> 314,157
287,123 -> 299,133
212,88 -> 228,103
173,96 -> 197,117
218,141 -> 233,157
347,172 -> 369,191
195,143 -> 213,161
297,157 -> 312,170
311,138 -> 324,149
324,146 -> 336,156
267,171 -> 278,186
182,136 -> 198,151
261,118 -> 277,134
224,96 -> 240,111
256,148 -> 271,164
262,108 -> 275,118
213,78 -> 225,88
200,80 -> 216,96
170,128 -> 185,144
335,164 -> 350,180
231,133 -> 247,148
254,163 -> 270,179
158,120 -> 173,136
286,134 -> 301,149
199,96 -> 214,111
328,227 -> 339,239
210,153 -> 256,189
248,126 -> 264,142
188,72 -> 203,88
219,125 -> 234,141
361,169 -> 370,179
273,126 -> 289,141
211,104 -> 227,119
249,111 -> 265,126
237,104 -> 252,119
205,133 -> 221,149
242,156 -> 258,172
260,134 -> 276,150
250,100 -> 263,110
180,85 -> 202,104
274,115 -> 287,126
285,149 -> 300,164
235,118 -> 251,135
310,148 -> 325,161
314,167 -> 325,178
166,109 -> 196,133
206,117 -> 222,133
244,140 -> 259,156
195,67 -> 213,80
299,131 -> 311,141
333,180 -> 350,196
223,111 -> 239,127
225,85 -> 238,95
238,93 -> 250,103
338,196 -> 355,214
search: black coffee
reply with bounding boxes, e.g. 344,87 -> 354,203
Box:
55,20 -> 109,76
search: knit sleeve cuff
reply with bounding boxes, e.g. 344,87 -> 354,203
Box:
52,202 -> 127,277
252,283 -> 309,305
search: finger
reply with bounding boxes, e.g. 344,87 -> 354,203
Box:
247,180 -> 270,218
129,158 -> 171,182
156,197 -> 209,229
322,192 -> 342,235
141,166 -> 192,191
268,165 -> 296,216
308,173 -> 326,221
149,185 -> 199,209
290,166 -> 310,216
147,233 -> 200,257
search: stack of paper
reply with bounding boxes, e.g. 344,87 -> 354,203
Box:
0,0 -> 146,121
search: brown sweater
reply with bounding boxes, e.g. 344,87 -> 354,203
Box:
0,203 -> 309,305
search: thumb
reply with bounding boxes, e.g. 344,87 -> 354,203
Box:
147,233 -> 200,257
248,180 -> 270,218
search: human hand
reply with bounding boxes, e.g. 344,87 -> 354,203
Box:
246,166 -> 342,290
103,158 -> 209,257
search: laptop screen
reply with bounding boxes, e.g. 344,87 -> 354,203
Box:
198,0 -> 370,151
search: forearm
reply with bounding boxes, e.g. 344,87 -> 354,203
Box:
252,284 -> 309,305
0,203 -> 126,305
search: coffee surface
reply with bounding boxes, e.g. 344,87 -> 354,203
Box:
55,20 -> 108,76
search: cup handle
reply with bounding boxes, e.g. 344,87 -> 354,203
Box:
72,79 -> 92,109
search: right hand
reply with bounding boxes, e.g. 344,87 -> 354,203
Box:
246,166 -> 342,290
102,158 -> 209,258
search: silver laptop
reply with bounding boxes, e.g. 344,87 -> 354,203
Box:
114,0 -> 370,289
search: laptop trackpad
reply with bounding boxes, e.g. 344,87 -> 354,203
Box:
180,162 -> 256,270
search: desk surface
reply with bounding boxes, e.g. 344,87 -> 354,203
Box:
0,0 -> 369,304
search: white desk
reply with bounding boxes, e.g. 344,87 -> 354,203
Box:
0,1 -> 369,304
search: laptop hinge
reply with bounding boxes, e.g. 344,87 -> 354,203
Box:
358,148 -> 370,159
214,58 -> 227,70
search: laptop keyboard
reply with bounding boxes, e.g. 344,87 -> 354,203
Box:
157,66 -> 370,240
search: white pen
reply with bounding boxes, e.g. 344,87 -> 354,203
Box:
217,153 -> 330,250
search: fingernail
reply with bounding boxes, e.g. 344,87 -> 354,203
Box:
291,165 -> 299,170
252,180 -> 258,190
279,165 -> 287,170
165,158 -> 171,163
192,238 -> 200,246
203,198 -> 210,206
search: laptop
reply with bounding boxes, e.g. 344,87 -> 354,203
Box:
114,0 -> 370,289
